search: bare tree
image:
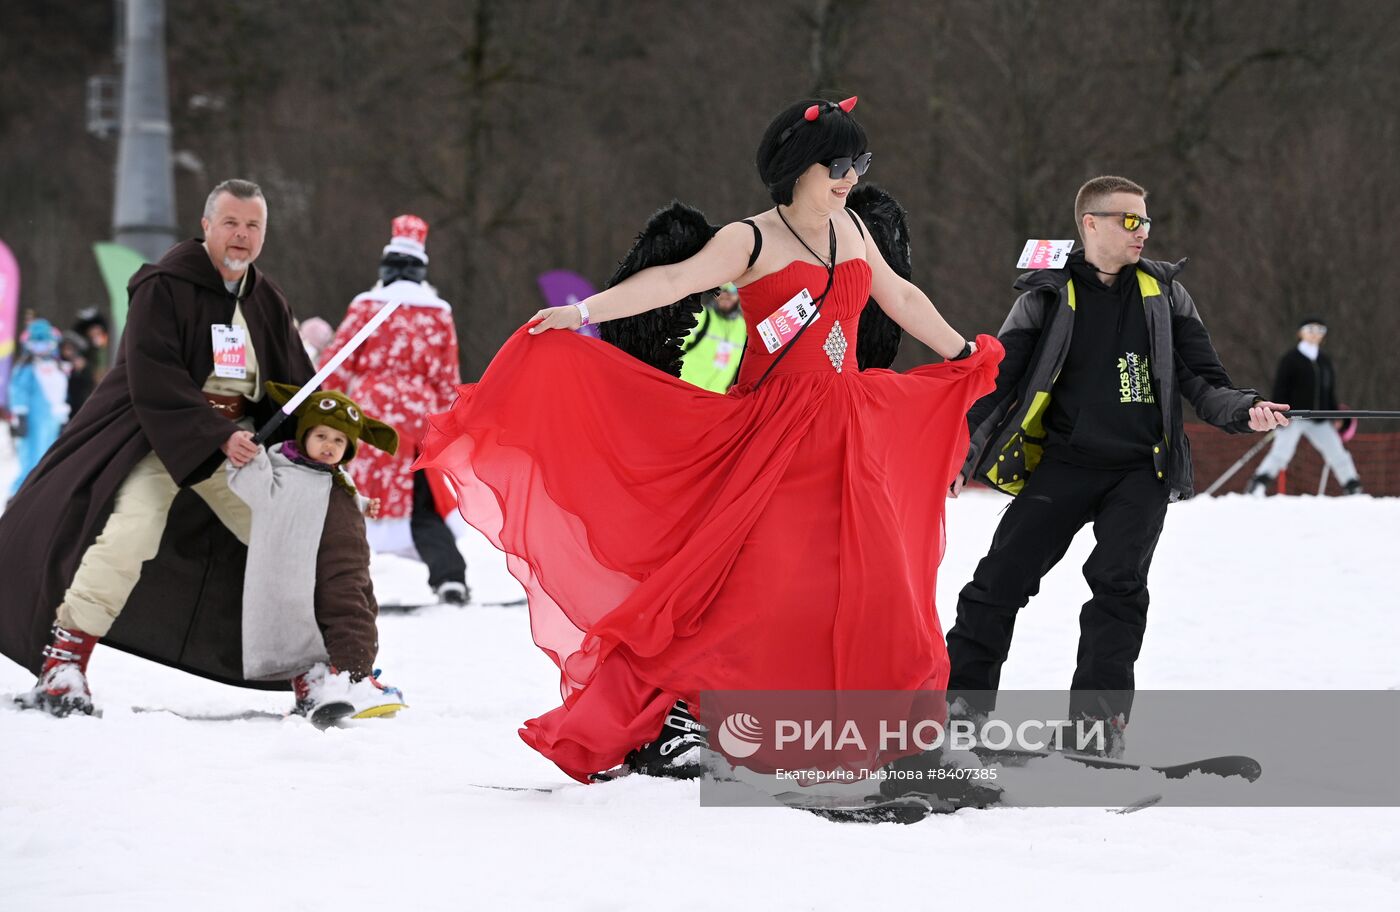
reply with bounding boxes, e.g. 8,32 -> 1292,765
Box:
1,0 -> 1395,405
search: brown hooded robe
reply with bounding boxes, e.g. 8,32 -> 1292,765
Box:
0,239 -> 314,688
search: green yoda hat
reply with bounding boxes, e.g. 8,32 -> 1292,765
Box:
264,382 -> 399,464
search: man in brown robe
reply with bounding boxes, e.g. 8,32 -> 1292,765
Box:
0,179 -> 315,714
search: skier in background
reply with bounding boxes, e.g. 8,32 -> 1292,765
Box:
7,319 -> 70,497
60,331 -> 95,417
1247,316 -> 1363,496
71,307 -> 111,382
298,316 -> 334,365
678,282 -> 746,392
321,215 -> 469,605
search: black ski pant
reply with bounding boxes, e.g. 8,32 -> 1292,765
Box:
411,470 -> 467,590
946,458 -> 1169,721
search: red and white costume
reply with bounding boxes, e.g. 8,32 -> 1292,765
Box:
320,279 -> 460,524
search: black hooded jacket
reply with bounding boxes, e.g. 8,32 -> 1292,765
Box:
962,254 -> 1258,501
1040,251 -> 1164,468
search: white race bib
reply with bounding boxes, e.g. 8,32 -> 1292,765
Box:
212,324 -> 248,379
1016,239 -> 1075,270
755,288 -> 819,354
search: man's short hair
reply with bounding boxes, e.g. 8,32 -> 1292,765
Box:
203,179 -> 265,221
1074,176 -> 1147,239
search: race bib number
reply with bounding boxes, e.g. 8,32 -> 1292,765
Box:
1016,239 -> 1075,270
756,288 -> 819,354
212,324 -> 248,379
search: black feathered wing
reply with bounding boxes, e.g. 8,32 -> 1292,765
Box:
848,183 -> 911,371
598,201 -> 719,377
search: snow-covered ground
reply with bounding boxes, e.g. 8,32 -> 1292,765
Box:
2,426 -> 1397,910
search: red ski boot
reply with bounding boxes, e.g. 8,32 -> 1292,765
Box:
15,624 -> 99,717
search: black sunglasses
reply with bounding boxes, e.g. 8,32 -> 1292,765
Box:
826,152 -> 872,180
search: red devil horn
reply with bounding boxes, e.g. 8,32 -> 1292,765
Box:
838,96 -> 858,113
804,104 -> 822,122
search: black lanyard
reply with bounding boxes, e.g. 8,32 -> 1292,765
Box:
753,214 -> 837,390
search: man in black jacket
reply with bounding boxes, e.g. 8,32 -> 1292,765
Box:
945,176 -> 1287,748
1247,317 -> 1362,496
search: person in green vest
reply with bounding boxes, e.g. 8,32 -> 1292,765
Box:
679,282 -> 746,392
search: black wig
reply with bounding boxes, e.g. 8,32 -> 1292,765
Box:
756,99 -> 868,206
379,252 -> 427,285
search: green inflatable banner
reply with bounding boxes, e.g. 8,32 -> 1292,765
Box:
92,241 -> 146,343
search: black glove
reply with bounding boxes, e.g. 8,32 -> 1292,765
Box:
10,414 -> 27,439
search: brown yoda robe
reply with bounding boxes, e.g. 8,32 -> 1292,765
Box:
0,239 -> 314,687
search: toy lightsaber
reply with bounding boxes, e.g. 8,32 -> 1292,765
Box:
252,296 -> 406,445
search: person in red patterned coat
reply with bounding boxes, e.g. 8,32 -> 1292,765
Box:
320,215 -> 469,604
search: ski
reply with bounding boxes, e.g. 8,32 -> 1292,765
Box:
132,706 -> 286,723
463,761 -> 744,796
132,704 -> 359,731
309,700 -> 357,729
463,766 -> 632,794
463,783 -> 558,794
457,774 -> 953,823
772,792 -> 941,824
973,745 -> 1262,782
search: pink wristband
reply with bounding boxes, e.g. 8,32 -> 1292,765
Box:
575,301 -> 591,326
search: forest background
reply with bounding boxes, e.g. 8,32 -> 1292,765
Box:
4,0 -> 1398,402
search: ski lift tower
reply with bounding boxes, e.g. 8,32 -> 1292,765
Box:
111,0 -> 177,264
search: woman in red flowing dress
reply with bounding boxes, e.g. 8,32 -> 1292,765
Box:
418,97 -> 1003,784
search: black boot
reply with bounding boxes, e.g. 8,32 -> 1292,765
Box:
435,581 -> 469,606
1245,473 -> 1271,496
1344,479 -> 1364,496
1065,711 -> 1128,759
625,701 -> 718,779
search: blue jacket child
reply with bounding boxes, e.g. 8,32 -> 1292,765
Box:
8,320 -> 71,496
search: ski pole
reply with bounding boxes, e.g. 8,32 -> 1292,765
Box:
1203,431 -> 1274,497
1283,410 -> 1400,420
253,295 -> 407,445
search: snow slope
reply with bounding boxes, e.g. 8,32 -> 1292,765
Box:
1,433 -> 1397,910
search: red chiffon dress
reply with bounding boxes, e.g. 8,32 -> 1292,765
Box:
417,256 -> 1003,782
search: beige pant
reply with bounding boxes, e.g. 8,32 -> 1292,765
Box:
59,449 -> 252,636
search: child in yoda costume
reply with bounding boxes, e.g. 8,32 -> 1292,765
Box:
228,382 -> 405,722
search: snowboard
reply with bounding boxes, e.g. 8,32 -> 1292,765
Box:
351,701 -> 406,719
973,745 -> 1262,781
